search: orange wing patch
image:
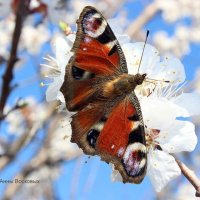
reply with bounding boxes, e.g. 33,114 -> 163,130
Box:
74,37 -> 121,75
96,98 -> 135,157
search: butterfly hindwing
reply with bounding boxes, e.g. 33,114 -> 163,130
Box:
71,93 -> 147,183
71,102 -> 105,155
61,6 -> 127,111
96,93 -> 147,183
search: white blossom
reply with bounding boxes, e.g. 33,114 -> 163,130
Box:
0,0 -> 12,18
48,116 -> 82,161
43,0 -> 98,24
153,0 -> 200,58
6,97 -> 50,136
0,13 -> 50,59
156,0 -> 200,23
111,42 -> 199,192
0,139 -> 7,156
6,97 -> 36,136
153,31 -> 190,58
21,24 -> 50,54
0,14 -> 15,59
175,182 -> 199,200
42,34 -> 74,103
193,68 -> 200,93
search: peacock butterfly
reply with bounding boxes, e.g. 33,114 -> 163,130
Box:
61,6 -> 147,184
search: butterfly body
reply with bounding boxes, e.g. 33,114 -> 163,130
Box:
104,73 -> 147,97
61,6 -> 147,184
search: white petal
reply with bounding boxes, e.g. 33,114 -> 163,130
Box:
149,58 -> 186,84
172,93 -> 200,117
108,18 -> 124,34
55,36 -> 72,74
175,183 -> 200,200
57,91 -> 65,103
46,78 -> 63,102
110,164 -> 123,182
122,42 -> 160,75
0,143 -> 5,155
147,149 -> 181,192
116,34 -> 130,46
158,120 -> 197,153
66,34 -> 75,45
141,97 -> 184,130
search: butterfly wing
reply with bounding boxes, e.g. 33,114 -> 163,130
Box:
61,6 -> 127,111
61,6 -> 147,183
71,92 -> 147,183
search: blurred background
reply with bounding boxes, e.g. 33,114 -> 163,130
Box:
0,0 -> 200,199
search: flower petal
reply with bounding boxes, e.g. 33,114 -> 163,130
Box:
147,149 -> 181,192
55,36 -> 72,74
140,97 -> 184,130
175,183 -> 199,200
122,42 -> 160,75
116,34 -> 130,46
172,93 -> 200,117
45,35 -> 73,102
110,164 -> 123,182
158,120 -> 197,153
150,58 -> 186,84
57,91 -> 65,103
46,78 -> 62,102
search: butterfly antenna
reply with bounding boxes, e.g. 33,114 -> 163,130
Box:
137,30 -> 150,73
146,77 -> 170,83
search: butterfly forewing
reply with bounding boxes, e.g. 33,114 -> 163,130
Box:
61,6 -> 127,111
76,6 -> 128,74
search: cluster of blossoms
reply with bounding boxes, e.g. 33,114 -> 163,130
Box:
116,42 -> 200,192
4,97 -> 52,140
0,13 -> 50,60
0,0 -> 112,24
174,182 -> 200,200
12,114 -> 82,200
43,19 -> 200,192
2,96 -> 82,200
153,0 -> 200,57
156,0 -> 200,23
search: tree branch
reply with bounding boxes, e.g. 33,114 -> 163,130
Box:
175,158 -> 200,197
0,0 -> 30,117
0,103 -> 56,171
125,1 -> 160,39
2,146 -> 80,200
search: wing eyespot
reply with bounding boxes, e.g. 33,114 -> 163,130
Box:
128,114 -> 140,121
72,65 -> 85,79
72,65 -> 95,80
87,129 -> 100,148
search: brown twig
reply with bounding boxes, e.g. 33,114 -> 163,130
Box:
0,99 -> 27,121
0,103 -> 56,171
175,158 -> 200,197
102,0 -> 127,18
2,141 -> 80,200
125,1 -> 160,39
0,0 -> 30,118
0,126 -> 39,171
2,107 -> 81,199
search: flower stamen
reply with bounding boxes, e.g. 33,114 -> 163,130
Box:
40,82 -> 50,87
145,128 -> 161,151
